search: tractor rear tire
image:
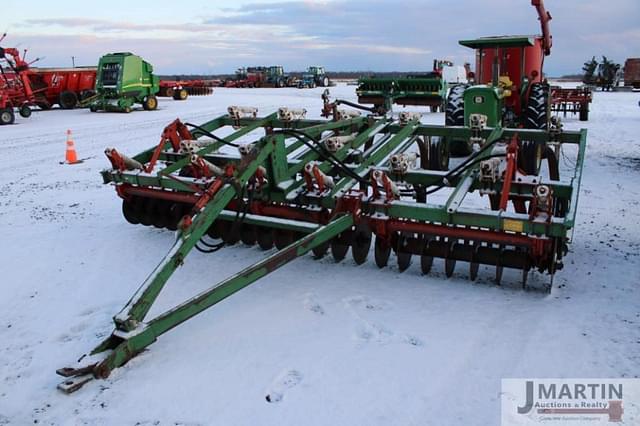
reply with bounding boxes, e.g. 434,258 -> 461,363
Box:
445,84 -> 467,126
19,105 -> 32,118
0,108 -> 15,125
143,96 -> 158,111
59,91 -> 78,109
519,83 -> 550,175
524,83 -> 549,130
322,77 -> 329,87
445,84 -> 471,156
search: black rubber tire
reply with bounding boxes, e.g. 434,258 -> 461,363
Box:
445,84 -> 472,156
59,91 -> 78,109
143,96 -> 158,111
0,108 -> 15,125
19,105 -> 31,118
427,136 -> 450,171
445,84 -> 467,126
524,83 -> 549,130
173,89 -> 188,100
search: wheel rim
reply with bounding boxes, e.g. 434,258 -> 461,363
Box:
1,111 -> 11,123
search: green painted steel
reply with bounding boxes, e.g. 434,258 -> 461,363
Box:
459,36 -> 536,49
463,85 -> 503,127
356,72 -> 447,111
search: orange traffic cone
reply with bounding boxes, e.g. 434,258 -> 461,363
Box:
65,129 -> 79,164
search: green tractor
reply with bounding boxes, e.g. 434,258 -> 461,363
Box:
89,52 -> 160,113
265,65 -> 291,88
445,0 -> 554,163
298,66 -> 331,88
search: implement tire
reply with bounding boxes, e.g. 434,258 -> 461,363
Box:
0,108 -> 15,125
59,90 -> 78,109
143,96 -> 158,111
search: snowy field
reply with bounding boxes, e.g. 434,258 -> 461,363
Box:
0,84 -> 638,425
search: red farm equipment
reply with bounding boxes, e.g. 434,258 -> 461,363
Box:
27,67 -> 97,109
224,67 -> 267,88
158,80 -> 216,100
550,86 -> 592,121
0,33 -> 44,123
623,58 -> 640,89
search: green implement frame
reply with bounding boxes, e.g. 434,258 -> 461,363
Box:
356,73 -> 448,113
57,107 -> 586,393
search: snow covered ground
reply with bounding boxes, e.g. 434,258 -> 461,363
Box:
0,84 -> 638,425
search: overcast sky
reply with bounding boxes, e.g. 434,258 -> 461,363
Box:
2,0 -> 638,76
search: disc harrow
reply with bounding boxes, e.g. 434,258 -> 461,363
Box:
57,94 -> 586,393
